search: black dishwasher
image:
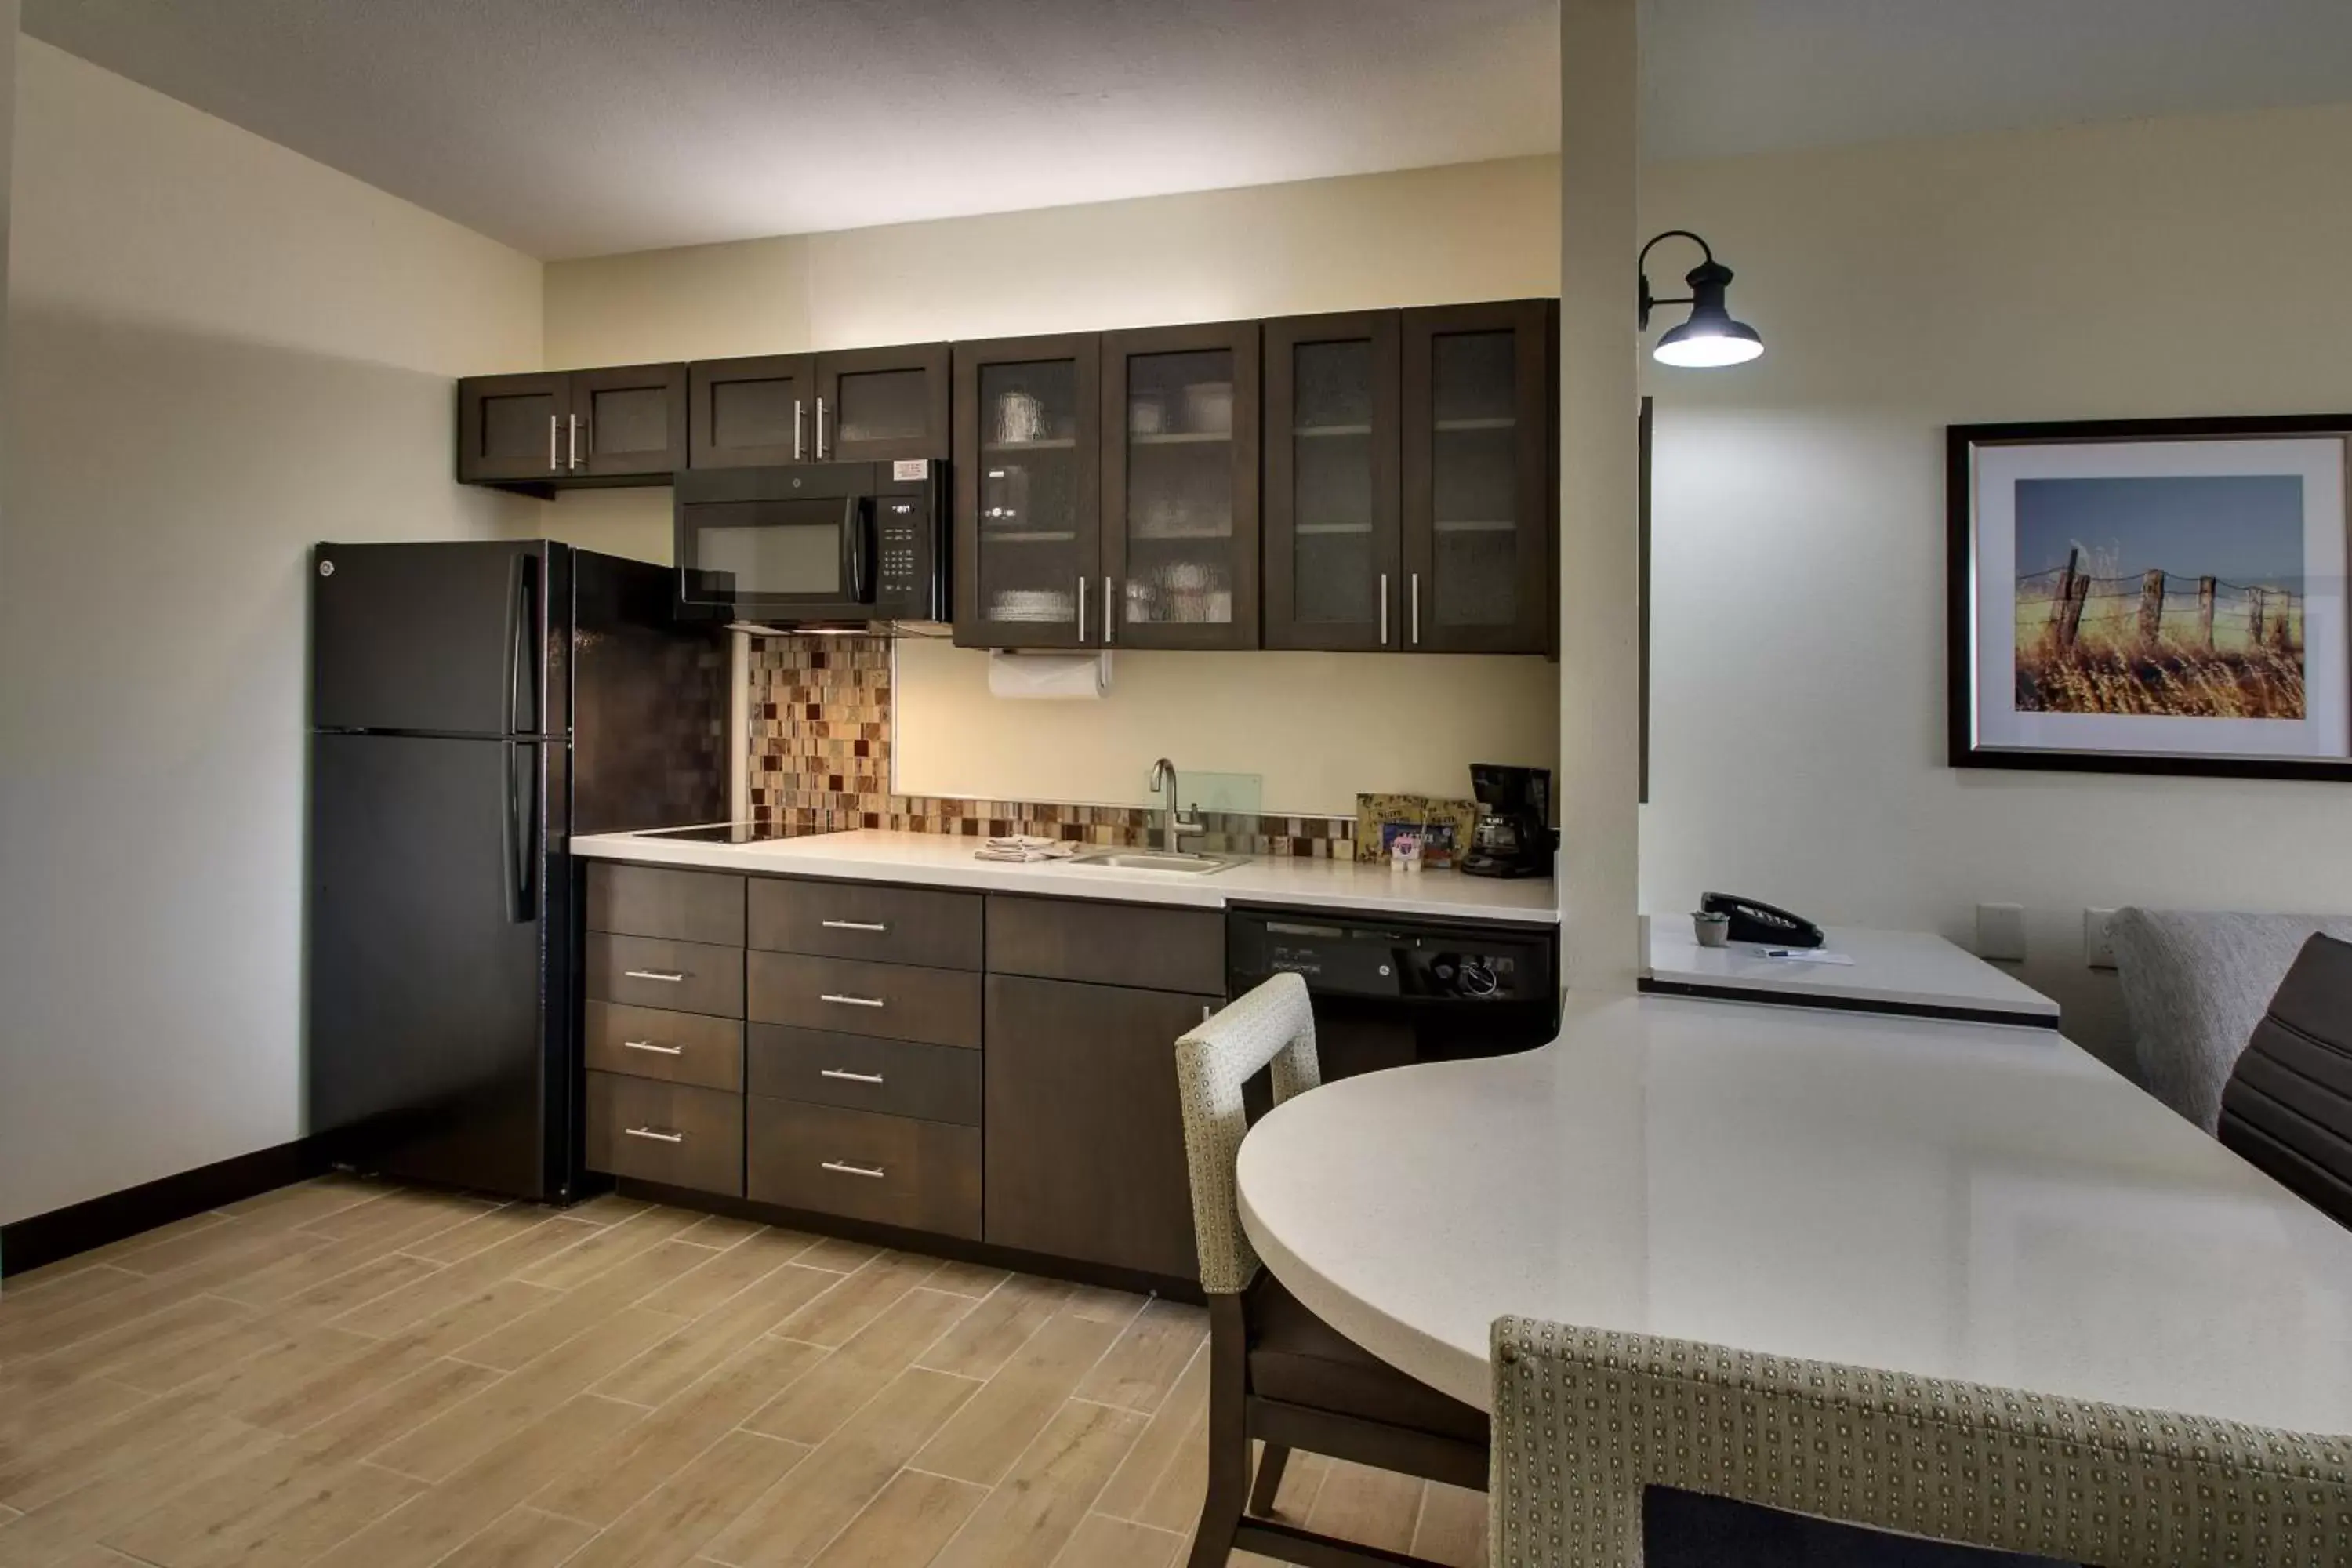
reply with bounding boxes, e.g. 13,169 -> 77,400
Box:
1227,907 -> 1559,1092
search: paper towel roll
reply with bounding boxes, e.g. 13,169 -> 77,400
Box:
987,650 -> 1112,699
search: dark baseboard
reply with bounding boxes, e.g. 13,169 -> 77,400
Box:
1,1137 -> 331,1279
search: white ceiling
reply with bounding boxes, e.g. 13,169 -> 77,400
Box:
22,1 -> 2352,260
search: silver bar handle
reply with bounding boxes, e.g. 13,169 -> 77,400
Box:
1103,576 -> 1115,644
822,1160 -> 886,1179
820,993 -> 886,1009
1410,572 -> 1421,646
1076,574 -> 1087,643
568,412 -> 581,469
793,399 -> 804,461
624,969 -> 686,983
820,919 -> 888,932
623,1126 -> 684,1144
548,413 -> 559,471
816,397 -> 828,459
1379,572 -> 1389,645
820,1068 -> 886,1084
622,1040 -> 684,1056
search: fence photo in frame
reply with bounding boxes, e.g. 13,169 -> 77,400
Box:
1948,416 -> 2352,779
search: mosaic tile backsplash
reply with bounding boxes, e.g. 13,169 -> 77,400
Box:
746,636 -> 1356,857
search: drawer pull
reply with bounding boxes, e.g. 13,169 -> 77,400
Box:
822,1160 -> 887,1179
820,993 -> 887,1009
625,969 -> 687,983
623,1126 -> 685,1144
622,1039 -> 684,1056
819,1068 -> 885,1084
821,919 -> 890,932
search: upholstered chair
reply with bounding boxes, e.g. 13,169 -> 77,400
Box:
1488,1317 -> 2352,1567
2217,931 -> 2352,1229
1174,973 -> 1489,1568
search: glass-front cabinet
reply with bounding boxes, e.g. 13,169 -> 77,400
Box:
1402,300 -> 1554,653
1100,322 -> 1261,650
1264,312 -> 1401,650
953,334 -> 1102,648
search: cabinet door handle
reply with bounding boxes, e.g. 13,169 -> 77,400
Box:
622,1039 -> 684,1056
820,1068 -> 886,1084
793,399 -> 805,461
820,993 -> 886,1009
548,413 -> 559,471
821,919 -> 888,932
1379,572 -> 1389,645
624,969 -> 686,983
1410,572 -> 1421,646
822,1160 -> 886,1179
1103,575 -> 1114,644
816,396 -> 829,459
1076,573 -> 1087,643
624,1126 -> 684,1144
568,412 -> 582,469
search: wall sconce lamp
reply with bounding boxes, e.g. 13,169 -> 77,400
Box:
1638,230 -> 1762,368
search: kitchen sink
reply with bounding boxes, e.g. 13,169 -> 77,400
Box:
1067,850 -> 1244,875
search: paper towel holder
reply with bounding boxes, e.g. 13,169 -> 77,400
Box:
986,649 -> 1113,699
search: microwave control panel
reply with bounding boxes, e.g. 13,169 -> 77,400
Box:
877,498 -> 922,602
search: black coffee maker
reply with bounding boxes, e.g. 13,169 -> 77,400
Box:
1458,764 -> 1557,879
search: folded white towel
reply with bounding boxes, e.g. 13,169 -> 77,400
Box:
975,835 -> 1077,863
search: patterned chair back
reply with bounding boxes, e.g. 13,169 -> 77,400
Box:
1487,1316 -> 2352,1567
1173,972 -> 1324,1295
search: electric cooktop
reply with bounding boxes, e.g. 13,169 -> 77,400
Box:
630,821 -> 851,845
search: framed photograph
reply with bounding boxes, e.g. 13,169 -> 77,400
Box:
1949,415 -> 2352,779
1353,793 -> 1478,869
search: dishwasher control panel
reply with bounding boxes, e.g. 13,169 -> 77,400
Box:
1229,911 -> 1554,1002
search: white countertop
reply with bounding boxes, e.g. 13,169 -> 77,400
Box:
571,827 -> 1559,926
1236,993 -> 2352,1434
1642,917 -> 2059,1024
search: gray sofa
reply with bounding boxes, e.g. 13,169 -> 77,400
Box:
2108,907 -> 2352,1131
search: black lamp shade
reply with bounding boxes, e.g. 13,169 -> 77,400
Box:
1652,259 -> 1763,368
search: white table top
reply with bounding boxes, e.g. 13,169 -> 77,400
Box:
1236,993 -> 2352,1434
572,826 -> 1559,927
1642,917 -> 2059,1024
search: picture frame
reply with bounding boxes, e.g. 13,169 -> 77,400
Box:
1948,414 -> 2352,780
1353,793 -> 1479,869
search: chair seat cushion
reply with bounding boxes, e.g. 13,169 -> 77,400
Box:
1245,1271 -> 1489,1444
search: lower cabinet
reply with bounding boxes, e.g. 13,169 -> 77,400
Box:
982,972 -> 1215,1280
749,1097 -> 982,1240
585,1071 -> 745,1196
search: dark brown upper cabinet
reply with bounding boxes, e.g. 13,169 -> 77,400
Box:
456,366 -> 684,491
1401,299 -> 1555,654
691,345 -> 950,469
1263,310 -> 1403,652
952,333 -> 1102,650
1101,321 -> 1261,651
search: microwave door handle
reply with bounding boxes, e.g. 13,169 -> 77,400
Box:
841,496 -> 873,605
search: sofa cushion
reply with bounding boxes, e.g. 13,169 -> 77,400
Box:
2107,909 -> 2352,1131
2218,933 -> 2352,1229
1245,1270 -> 1489,1443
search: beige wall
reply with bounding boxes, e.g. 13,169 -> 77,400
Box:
1639,103 -> 2352,1061
537,158 -> 1563,813
0,40 -> 543,1225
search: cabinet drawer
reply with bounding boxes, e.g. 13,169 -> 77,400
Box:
586,933 -> 744,1018
748,953 -> 982,1048
747,1098 -> 980,1239
985,895 -> 1225,993
586,863 -> 745,946
585,1072 -> 743,1196
747,1025 -> 982,1126
584,1002 -> 743,1091
747,878 -> 982,971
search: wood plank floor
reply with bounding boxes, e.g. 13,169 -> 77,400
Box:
0,1178 -> 1485,1568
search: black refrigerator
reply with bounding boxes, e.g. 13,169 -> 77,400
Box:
307,540 -> 727,1202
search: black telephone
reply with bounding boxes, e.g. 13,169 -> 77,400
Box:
1700,891 -> 1825,949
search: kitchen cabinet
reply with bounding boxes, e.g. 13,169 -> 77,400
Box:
690,344 -> 950,469
1101,321 -> 1261,650
1402,299 -> 1555,653
983,972 -> 1213,1280
457,365 -> 685,488
952,333 -> 1104,648
1263,310 -> 1403,651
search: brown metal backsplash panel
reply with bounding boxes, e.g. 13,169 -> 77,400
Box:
743,636 -> 1354,857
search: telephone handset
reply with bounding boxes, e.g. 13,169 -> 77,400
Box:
1699,891 -> 1825,949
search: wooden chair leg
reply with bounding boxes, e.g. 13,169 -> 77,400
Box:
1247,1443 -> 1292,1517
1188,1295 -> 1252,1568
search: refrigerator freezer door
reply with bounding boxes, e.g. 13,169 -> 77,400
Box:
313,539 -> 551,736
308,731 -> 561,1200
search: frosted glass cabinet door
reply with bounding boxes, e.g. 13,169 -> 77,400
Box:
952,334 -> 1102,649
1264,311 -> 1401,651
1401,299 -> 1554,654
1100,321 -> 1261,650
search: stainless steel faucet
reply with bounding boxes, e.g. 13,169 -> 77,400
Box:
1148,757 -> 1201,854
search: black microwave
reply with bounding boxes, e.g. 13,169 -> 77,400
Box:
674,459 -> 946,625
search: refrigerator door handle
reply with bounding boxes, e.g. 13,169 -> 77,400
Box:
505,739 -> 538,923
506,551 -> 541,736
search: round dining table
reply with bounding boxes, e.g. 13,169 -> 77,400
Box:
1233,991 -> 2352,1434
